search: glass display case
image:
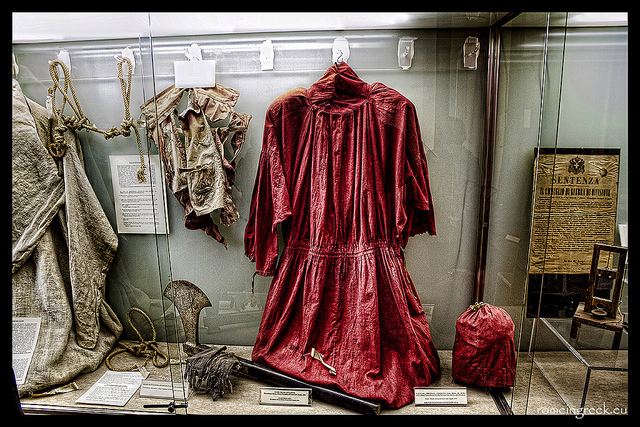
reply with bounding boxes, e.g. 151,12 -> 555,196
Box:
495,12 -> 629,416
11,11 -> 628,415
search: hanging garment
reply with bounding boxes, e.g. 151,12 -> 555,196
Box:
452,302 -> 516,388
12,78 -> 122,397
141,85 -> 251,246
244,62 -> 440,408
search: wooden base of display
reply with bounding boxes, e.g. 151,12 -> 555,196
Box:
570,303 -> 624,349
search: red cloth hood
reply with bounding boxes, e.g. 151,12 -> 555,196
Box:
306,62 -> 370,112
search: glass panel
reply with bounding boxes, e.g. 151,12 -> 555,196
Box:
530,319 -> 628,414
488,11 -> 559,414
526,11 -> 628,416
140,27 -> 190,414
12,13 -> 185,414
18,10 -> 617,415
12,12 -> 509,43
584,370 -> 628,415
522,10 -> 571,415
146,27 -> 490,349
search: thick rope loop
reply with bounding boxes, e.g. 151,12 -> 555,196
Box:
105,307 -> 169,371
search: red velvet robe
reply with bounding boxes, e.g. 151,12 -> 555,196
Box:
244,62 -> 440,408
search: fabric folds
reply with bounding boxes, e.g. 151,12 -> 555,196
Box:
452,303 -> 517,389
12,78 -> 122,397
244,62 -> 439,408
141,84 -> 252,246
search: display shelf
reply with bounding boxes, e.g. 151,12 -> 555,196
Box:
536,318 -> 628,410
21,345 -> 501,415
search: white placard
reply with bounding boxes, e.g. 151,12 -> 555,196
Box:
414,387 -> 468,406
12,317 -> 41,386
140,380 -> 189,400
174,60 -> 216,88
76,371 -> 144,407
259,387 -> 312,406
109,155 -> 169,234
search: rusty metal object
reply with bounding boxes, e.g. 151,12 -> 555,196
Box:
163,280 -> 212,355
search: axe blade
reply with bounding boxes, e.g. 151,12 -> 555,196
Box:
163,280 -> 212,349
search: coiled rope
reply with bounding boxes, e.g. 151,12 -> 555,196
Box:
105,307 -> 169,371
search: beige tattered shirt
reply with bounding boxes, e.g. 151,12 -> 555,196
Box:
141,85 -> 251,246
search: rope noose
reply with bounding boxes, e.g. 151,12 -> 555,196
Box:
111,57 -> 146,183
46,56 -> 146,183
47,59 -> 96,157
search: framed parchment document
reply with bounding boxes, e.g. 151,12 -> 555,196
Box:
527,148 -> 620,317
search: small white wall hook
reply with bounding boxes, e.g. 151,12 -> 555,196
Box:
56,49 -> 72,73
332,37 -> 350,64
398,37 -> 417,70
185,43 -> 203,61
115,46 -> 136,74
260,39 -> 274,71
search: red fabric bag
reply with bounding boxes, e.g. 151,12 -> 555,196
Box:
452,302 -> 516,388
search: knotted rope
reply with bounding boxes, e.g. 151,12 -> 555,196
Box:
47,59 -> 100,157
469,301 -> 487,311
104,57 -> 146,182
46,57 -> 146,182
105,307 -> 169,371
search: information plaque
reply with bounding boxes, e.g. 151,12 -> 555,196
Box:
414,387 -> 468,406
259,387 -> 312,406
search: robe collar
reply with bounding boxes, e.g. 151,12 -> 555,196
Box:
307,62 -> 370,109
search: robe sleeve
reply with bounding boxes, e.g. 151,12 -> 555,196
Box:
401,102 -> 436,245
244,109 -> 292,276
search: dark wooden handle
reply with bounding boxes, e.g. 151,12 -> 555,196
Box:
234,357 -> 381,415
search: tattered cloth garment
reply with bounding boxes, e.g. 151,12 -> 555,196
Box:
245,62 -> 440,408
12,78 -> 122,397
452,302 -> 516,388
141,85 -> 252,246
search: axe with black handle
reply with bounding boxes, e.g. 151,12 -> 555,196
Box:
163,279 -> 381,415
